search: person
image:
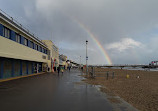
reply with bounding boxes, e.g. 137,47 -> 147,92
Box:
69,66 -> 71,72
81,67 -> 83,72
57,66 -> 60,76
54,67 -> 56,72
48,67 -> 50,72
61,67 -> 64,75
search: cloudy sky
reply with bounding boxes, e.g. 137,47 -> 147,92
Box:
1,0 -> 158,65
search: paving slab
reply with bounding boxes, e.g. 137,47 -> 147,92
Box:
0,69 -> 138,111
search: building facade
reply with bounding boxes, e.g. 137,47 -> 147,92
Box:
0,10 -> 51,80
42,40 -> 59,72
59,54 -> 68,69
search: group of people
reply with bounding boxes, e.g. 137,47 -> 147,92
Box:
57,66 -> 71,76
57,66 -> 63,76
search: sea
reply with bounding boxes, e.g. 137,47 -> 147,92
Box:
102,67 -> 158,71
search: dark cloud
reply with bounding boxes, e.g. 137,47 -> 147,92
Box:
1,0 -> 158,64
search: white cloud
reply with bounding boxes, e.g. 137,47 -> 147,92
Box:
106,38 -> 143,52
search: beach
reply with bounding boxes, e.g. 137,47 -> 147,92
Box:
83,67 -> 158,111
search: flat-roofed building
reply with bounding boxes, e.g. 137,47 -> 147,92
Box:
0,10 -> 50,80
42,40 -> 59,72
59,54 -> 68,69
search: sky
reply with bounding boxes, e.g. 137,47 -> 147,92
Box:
1,0 -> 158,65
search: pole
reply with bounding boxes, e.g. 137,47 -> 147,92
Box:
80,56 -> 81,67
86,40 -> 88,75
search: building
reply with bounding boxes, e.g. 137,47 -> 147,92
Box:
0,10 -> 51,80
59,54 -> 68,69
42,40 -> 59,72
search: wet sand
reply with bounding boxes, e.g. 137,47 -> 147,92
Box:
83,67 -> 158,111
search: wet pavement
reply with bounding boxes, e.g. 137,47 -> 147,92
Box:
0,69 -> 138,111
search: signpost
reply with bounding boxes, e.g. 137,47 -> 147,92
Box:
86,40 -> 88,75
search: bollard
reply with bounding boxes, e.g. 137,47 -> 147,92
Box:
106,71 -> 109,80
112,72 -> 114,79
126,74 -> 129,79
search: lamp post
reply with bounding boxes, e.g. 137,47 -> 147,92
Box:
80,56 -> 81,67
86,40 -> 88,75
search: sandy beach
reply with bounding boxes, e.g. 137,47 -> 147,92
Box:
83,67 -> 158,111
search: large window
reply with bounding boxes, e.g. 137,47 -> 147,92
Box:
24,38 -> 28,46
47,50 -> 50,60
3,27 -> 10,38
15,33 -> 21,43
39,46 -> 42,52
45,50 -> 47,54
30,41 -> 33,48
43,48 -> 46,53
35,44 -> 38,50
52,45 -> 58,52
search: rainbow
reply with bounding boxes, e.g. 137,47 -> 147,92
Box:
72,18 -> 112,64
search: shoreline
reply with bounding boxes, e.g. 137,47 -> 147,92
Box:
101,67 -> 158,72
83,67 -> 158,111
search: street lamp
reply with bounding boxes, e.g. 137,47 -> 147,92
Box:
86,40 -> 88,75
80,56 -> 81,66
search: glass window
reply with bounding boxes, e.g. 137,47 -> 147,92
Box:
40,46 -> 42,52
3,27 -> 10,38
35,44 -> 37,50
30,41 -> 33,48
24,38 -> 28,46
42,48 -> 45,53
47,50 -> 50,60
36,44 -> 38,50
15,33 -> 21,43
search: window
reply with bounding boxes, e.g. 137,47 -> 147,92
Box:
47,50 -> 50,60
15,33 -> 21,43
30,41 -> 33,48
24,38 -> 28,46
52,45 -> 58,52
42,48 -> 45,53
3,27 -> 10,38
39,46 -> 42,52
35,44 -> 38,50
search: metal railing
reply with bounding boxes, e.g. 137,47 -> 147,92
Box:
89,67 -> 115,80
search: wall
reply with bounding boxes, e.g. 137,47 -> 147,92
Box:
42,40 -> 59,71
0,36 -> 48,63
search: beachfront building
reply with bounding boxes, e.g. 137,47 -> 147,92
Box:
42,40 -> 59,72
0,10 -> 51,80
59,54 -> 68,69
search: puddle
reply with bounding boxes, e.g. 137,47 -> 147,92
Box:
74,82 -> 86,85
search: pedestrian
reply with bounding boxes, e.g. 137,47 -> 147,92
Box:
61,67 -> 64,75
48,67 -> 50,72
69,66 -> 71,72
81,67 -> 83,72
57,66 -> 60,76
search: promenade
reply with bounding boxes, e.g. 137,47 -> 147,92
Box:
0,69 -> 138,111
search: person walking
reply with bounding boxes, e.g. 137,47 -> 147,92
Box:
57,66 -> 60,76
61,67 -> 64,75
81,67 -> 83,72
68,66 -> 71,72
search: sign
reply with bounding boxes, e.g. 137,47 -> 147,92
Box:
42,55 -> 46,59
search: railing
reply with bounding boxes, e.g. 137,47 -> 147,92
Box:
89,67 -> 115,80
0,9 -> 47,47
